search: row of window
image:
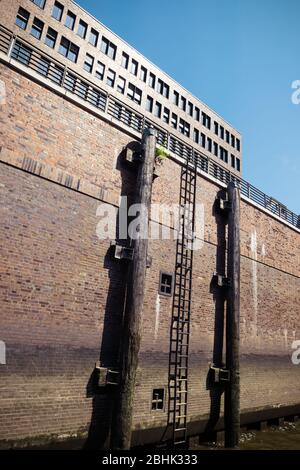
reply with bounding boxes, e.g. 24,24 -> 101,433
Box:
30,0 -> 46,9
16,4 -> 241,165
119,56 -> 240,151
51,1 -> 117,59
145,96 -> 241,170
40,1 -> 241,153
16,7 -> 79,62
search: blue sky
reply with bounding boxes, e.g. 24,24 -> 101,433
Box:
77,0 -> 299,214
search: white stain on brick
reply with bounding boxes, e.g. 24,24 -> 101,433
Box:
0,341 -> 6,365
0,80 -> 6,106
283,328 -> 288,350
250,230 -> 258,336
154,294 -> 160,340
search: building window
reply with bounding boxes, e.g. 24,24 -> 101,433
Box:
180,96 -> 186,111
220,147 -> 228,162
159,272 -> 173,296
163,107 -> 170,124
188,101 -> 193,117
231,154 -> 235,168
12,41 -> 32,65
157,79 -> 162,94
106,69 -> 116,88
152,389 -> 165,411
15,7 -> 30,30
52,1 -> 64,21
154,101 -> 162,118
201,133 -> 206,148
59,37 -> 79,63
65,11 -> 76,30
157,79 -> 169,98
236,138 -> 240,152
231,135 -> 236,148
121,52 -> 129,69
77,19 -> 87,39
207,137 -> 212,152
146,96 -> 153,113
89,28 -> 98,47
202,112 -> 211,129
37,55 -> 50,76
101,37 -> 117,60
31,17 -> 44,40
64,72 -> 76,92
84,53 -> 94,73
140,66 -> 147,82
214,121 -> 219,136
236,157 -> 240,172
131,59 -> 138,76
193,128 -> 199,144
149,72 -> 156,89
51,64 -> 64,85
173,90 -> 179,106
31,0 -> 46,9
95,61 -> 105,81
225,130 -> 230,144
117,76 -> 126,94
194,106 -> 200,122
77,80 -> 88,100
127,83 -> 142,104
171,113 -> 177,129
214,142 -> 218,157
44,27 -> 57,49
220,126 -> 224,140
179,118 -> 190,137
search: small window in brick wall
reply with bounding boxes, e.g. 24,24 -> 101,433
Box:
159,272 -> 173,296
152,389 -> 165,410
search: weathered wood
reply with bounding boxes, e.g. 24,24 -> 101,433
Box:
224,181 -> 241,448
110,128 -> 157,450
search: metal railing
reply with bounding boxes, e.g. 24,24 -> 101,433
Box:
0,24 -> 299,229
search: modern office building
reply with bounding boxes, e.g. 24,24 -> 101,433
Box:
4,0 -> 242,173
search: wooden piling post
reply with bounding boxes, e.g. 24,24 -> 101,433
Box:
224,181 -> 241,448
110,128 -> 157,450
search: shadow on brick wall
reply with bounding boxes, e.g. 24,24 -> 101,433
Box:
205,189 -> 227,436
83,142 -> 140,450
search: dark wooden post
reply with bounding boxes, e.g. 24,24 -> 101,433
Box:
224,181 -> 241,448
110,128 -> 157,450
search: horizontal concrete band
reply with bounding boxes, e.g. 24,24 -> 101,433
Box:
1,157 -> 299,281
0,403 -> 298,449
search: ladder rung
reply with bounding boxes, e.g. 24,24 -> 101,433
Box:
174,428 -> 186,432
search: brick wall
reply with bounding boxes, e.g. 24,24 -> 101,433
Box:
0,62 -> 299,448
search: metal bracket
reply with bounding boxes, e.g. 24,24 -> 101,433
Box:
217,194 -> 232,212
111,242 -> 134,261
95,362 -> 119,387
210,365 -> 230,383
213,272 -> 231,288
124,145 -> 143,165
146,255 -> 152,268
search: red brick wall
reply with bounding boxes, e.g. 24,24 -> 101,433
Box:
0,63 -> 299,448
